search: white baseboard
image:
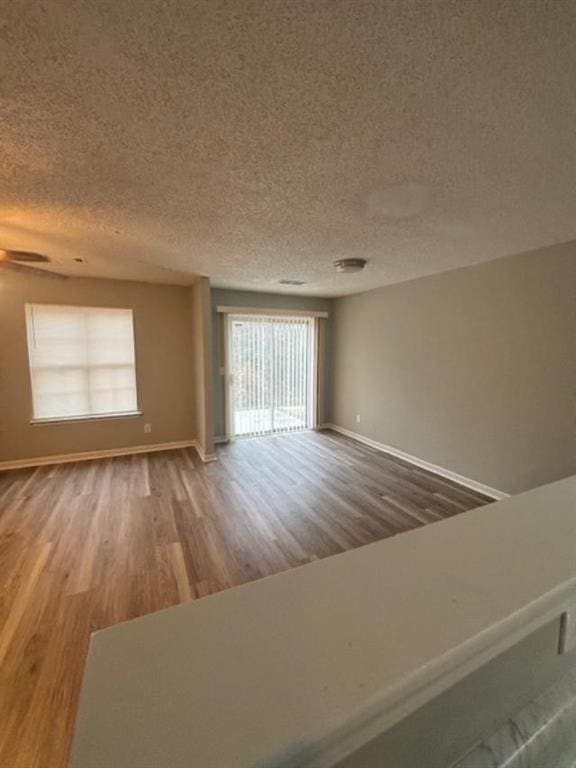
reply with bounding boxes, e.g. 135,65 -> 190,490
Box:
214,435 -> 229,445
322,424 -> 509,500
195,443 -> 218,463
0,440 -> 201,471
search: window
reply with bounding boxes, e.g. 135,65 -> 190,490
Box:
25,304 -> 139,421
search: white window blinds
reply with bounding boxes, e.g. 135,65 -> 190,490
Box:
228,315 -> 314,438
25,304 -> 138,421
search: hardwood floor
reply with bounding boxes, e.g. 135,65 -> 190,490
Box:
0,430 -> 492,768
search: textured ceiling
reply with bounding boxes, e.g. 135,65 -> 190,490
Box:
1,1 -> 575,296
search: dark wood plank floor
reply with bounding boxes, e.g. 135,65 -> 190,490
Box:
0,429 -> 492,768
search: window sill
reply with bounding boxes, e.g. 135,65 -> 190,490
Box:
30,411 -> 143,425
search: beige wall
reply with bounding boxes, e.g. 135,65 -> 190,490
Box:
191,278 -> 215,459
0,270 -> 196,462
331,242 -> 576,495
211,288 -> 333,438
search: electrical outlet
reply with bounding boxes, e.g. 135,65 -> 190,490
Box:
356,414 -> 361,424
144,423 -> 152,434
559,605 -> 576,655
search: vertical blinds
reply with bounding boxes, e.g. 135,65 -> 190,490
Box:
25,304 -> 138,420
229,315 -> 314,438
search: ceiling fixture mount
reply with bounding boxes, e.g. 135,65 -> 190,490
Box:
333,258 -> 367,274
279,279 -> 306,286
0,249 -> 49,263
0,249 -> 67,279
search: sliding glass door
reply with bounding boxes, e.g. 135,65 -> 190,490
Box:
227,314 -> 315,438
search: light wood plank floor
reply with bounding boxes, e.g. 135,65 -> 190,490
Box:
0,430 -> 492,768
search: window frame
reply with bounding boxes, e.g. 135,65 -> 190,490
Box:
25,303 -> 142,425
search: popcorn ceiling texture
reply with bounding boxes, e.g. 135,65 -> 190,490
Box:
1,1 -> 575,295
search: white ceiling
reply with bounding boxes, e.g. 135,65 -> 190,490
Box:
1,1 -> 575,296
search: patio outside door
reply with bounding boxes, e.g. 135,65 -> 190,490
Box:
227,314 -> 315,438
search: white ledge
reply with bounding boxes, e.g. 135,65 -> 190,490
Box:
70,476 -> 576,768
30,410 -> 142,425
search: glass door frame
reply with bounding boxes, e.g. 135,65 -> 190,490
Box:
223,311 -> 318,441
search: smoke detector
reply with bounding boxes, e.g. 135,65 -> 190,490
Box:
333,258 -> 367,274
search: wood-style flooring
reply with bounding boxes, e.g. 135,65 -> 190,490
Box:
0,429 -> 492,768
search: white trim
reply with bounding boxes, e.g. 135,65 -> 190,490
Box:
310,575 -> 576,767
30,411 -> 143,425
195,442 -> 218,463
214,435 -> 229,444
0,440 -> 198,471
323,424 -> 509,500
217,305 -> 328,318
